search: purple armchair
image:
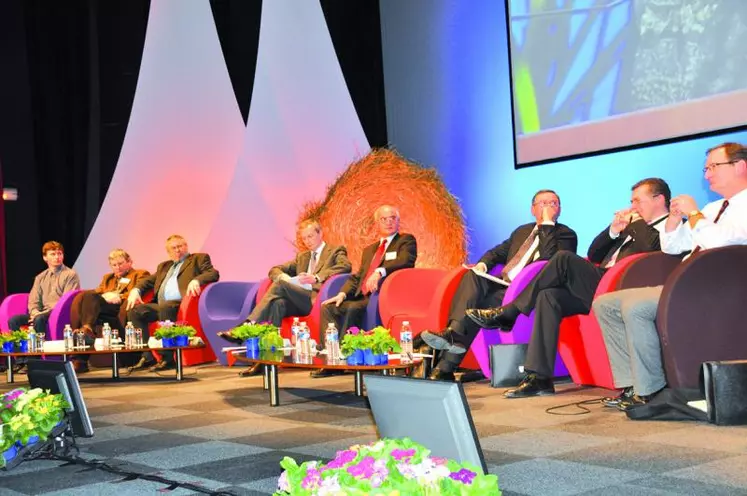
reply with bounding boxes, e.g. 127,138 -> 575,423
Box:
198,281 -> 260,365
468,261 -> 569,380
0,290 -> 82,339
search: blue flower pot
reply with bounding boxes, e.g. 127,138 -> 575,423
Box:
376,353 -> 388,365
346,349 -> 364,366
3,444 -> 18,463
2,342 -> 12,353
161,337 -> 175,348
246,348 -> 261,360
245,337 -> 260,353
16,340 -> 29,353
174,335 -> 189,347
16,435 -> 40,448
363,349 -> 375,366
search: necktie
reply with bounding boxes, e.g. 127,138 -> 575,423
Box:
362,240 -> 387,295
308,251 -> 318,274
690,200 -> 729,257
501,229 -> 539,281
600,235 -> 630,269
157,263 -> 178,302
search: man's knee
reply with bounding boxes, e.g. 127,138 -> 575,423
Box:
8,314 -> 29,330
592,292 -> 618,315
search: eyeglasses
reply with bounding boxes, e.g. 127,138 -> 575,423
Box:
703,160 -> 737,173
533,201 -> 559,208
378,215 -> 398,223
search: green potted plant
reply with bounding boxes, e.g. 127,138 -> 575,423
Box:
10,330 -> 29,353
340,327 -> 370,365
154,320 -> 196,347
230,322 -> 282,353
368,326 -> 401,364
273,437 -> 500,495
0,333 -> 14,353
341,327 -> 400,366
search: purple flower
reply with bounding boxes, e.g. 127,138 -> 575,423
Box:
347,327 -> 361,335
391,448 -> 416,461
431,456 -> 448,465
277,471 -> 290,492
347,456 -> 375,478
449,468 -> 477,484
326,449 -> 357,468
301,467 -> 322,489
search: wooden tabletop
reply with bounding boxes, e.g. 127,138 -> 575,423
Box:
230,349 -> 422,370
0,344 -> 205,357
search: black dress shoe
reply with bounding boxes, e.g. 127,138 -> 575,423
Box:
601,386 -> 634,408
617,392 -> 657,411
129,356 -> 157,371
149,360 -> 175,372
428,368 -> 456,381
466,305 -> 519,331
239,363 -> 263,377
72,360 -> 90,374
504,374 -> 555,398
310,369 -> 345,378
218,331 -> 244,345
420,328 -> 466,354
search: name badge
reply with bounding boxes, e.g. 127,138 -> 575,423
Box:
384,251 -> 397,261
119,277 -> 131,284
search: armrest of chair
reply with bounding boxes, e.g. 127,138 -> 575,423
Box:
305,274 -> 351,340
657,245 -> 747,388
0,293 -> 30,332
503,261 -> 547,304
379,269 -> 449,328
47,290 -> 83,340
198,281 -> 259,323
612,252 -> 682,292
255,278 -> 273,303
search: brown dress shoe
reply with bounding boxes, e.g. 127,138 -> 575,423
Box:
72,360 -> 90,374
239,363 -> 263,377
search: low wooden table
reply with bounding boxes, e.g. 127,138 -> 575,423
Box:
230,349 -> 422,406
1,344 -> 205,383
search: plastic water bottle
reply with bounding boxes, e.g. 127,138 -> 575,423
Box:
63,324 -> 74,352
125,322 -> 135,349
291,317 -> 301,347
102,323 -> 112,349
325,323 -> 340,361
27,325 -> 37,353
298,323 -> 311,355
400,321 -> 413,363
112,328 -> 120,346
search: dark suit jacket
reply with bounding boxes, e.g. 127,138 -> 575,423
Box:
478,222 -> 578,272
136,253 -> 219,303
268,244 -> 352,302
587,219 -> 663,265
341,233 -> 418,298
94,268 -> 150,300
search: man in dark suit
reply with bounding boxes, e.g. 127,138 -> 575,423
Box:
126,234 -> 220,371
315,205 -> 417,378
218,220 -> 351,376
421,190 -> 577,381
69,249 -> 150,373
467,178 -> 671,397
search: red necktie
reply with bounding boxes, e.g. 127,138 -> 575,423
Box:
691,200 -> 729,257
362,240 -> 387,295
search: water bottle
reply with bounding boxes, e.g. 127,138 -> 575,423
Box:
135,328 -> 143,348
102,323 -> 112,349
125,322 -> 135,349
400,321 -> 413,363
112,328 -> 120,347
299,323 -> 311,355
325,323 -> 340,361
28,325 -> 37,353
291,317 -> 301,347
63,324 -> 74,352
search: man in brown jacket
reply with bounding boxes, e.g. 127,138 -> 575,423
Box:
70,249 -> 149,373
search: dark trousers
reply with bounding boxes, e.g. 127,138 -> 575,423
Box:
71,291 -> 124,330
127,301 -> 181,364
511,251 -> 605,378
438,271 -> 507,372
248,280 -> 312,327
8,312 -> 50,335
320,294 -> 370,347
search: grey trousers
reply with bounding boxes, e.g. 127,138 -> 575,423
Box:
592,285 -> 666,396
248,280 -> 312,327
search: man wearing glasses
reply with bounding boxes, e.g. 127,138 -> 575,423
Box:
466,178 -> 670,397
594,142 -> 747,411
421,190 -> 577,381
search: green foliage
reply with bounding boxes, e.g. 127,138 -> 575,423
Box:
9,330 -> 29,343
0,333 -> 13,344
340,326 -> 401,356
231,322 -> 279,341
153,323 -> 196,339
1,387 -> 69,462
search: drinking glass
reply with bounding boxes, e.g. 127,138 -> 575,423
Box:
36,333 -> 45,352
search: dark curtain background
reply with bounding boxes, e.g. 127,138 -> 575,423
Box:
0,0 -> 387,294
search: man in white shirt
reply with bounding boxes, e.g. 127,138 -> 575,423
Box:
420,190 -> 577,381
595,142 -> 747,411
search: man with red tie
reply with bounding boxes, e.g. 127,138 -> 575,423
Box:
315,205 -> 417,378
594,142 -> 747,411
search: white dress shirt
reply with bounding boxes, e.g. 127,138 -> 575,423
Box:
375,233 -> 398,277
307,242 -> 326,273
605,214 -> 669,268
660,188 -> 747,255
505,221 -> 554,281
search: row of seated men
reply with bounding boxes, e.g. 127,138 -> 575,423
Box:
5,142 -> 746,414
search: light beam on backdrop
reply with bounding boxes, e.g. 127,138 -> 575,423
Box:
200,0 -> 370,280
74,0 -> 245,286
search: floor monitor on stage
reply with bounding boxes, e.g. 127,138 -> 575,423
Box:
27,359 -> 94,438
363,375 -> 487,473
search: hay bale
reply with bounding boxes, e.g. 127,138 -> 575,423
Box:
296,148 -> 467,271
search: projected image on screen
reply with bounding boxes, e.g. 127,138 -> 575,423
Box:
508,0 -> 747,165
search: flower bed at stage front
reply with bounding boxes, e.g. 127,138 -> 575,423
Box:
273,437 -> 500,495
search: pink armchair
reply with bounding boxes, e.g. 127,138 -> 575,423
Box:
0,290 -> 82,339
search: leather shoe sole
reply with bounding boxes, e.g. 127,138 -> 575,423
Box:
148,361 -> 174,372
420,331 -> 466,354
310,369 -> 345,379
218,331 -> 244,345
504,387 -> 555,398
239,364 -> 263,377
465,308 -> 516,331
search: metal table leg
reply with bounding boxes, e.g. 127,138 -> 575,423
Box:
176,348 -> 183,381
6,356 -> 13,383
263,365 -> 270,390
354,371 -> 364,396
268,364 -> 279,406
111,352 -> 119,379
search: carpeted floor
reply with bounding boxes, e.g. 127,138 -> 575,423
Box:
2,365 -> 747,495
